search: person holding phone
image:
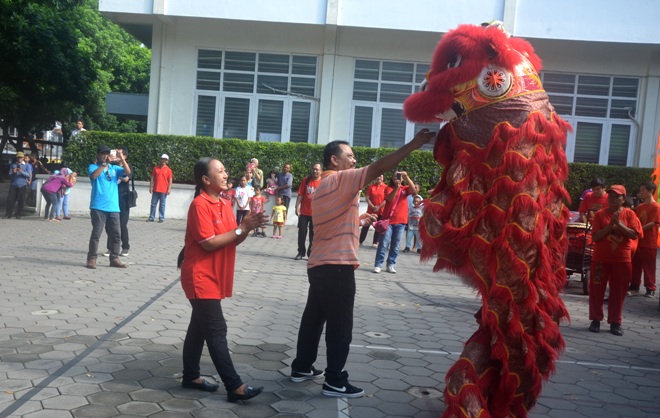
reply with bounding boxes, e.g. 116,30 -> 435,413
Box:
85,145 -> 131,269
372,170 -> 418,274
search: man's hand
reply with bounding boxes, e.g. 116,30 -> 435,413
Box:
410,129 -> 436,148
360,213 -> 378,226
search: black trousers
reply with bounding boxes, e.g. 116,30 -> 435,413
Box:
297,214 -> 314,256
108,196 -> 130,251
88,209 -> 121,261
291,265 -> 355,385
6,185 -> 27,217
236,209 -> 249,225
182,299 -> 243,392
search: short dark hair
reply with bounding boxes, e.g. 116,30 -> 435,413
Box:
589,178 -> 606,188
323,140 -> 350,169
642,181 -> 657,194
118,146 -> 128,156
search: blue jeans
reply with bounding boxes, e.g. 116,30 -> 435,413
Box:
55,194 -> 64,217
374,223 -> 406,268
406,229 -> 420,250
62,194 -> 70,217
149,192 -> 167,221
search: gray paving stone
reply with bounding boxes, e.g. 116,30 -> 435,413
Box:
87,391 -> 132,406
116,400 -> 163,415
41,395 -> 89,410
23,410 -> 74,418
1,216 -> 659,418
159,398 -> 204,412
71,404 -> 118,418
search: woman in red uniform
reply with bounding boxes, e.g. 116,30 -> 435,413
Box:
588,185 -> 642,336
178,157 -> 268,401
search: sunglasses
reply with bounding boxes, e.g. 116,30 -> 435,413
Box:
105,171 -> 112,181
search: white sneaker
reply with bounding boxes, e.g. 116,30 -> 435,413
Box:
102,251 -> 110,257
373,267 -> 381,273
386,265 -> 396,274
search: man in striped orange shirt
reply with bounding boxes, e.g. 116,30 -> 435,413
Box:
289,129 -> 435,398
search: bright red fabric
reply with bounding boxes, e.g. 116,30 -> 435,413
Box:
382,185 -> 411,225
590,207 -> 642,263
297,177 -> 321,216
180,191 -> 237,300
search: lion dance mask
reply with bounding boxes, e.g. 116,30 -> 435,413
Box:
404,23 -> 571,418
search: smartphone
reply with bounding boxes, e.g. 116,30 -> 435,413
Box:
396,173 -> 402,181
110,149 -> 117,157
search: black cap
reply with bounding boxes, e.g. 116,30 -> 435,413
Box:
97,145 -> 111,154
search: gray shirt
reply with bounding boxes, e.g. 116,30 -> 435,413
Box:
277,172 -> 293,198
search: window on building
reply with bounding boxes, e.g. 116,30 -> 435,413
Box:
542,72 -> 639,166
193,50 -> 318,143
350,60 -> 438,149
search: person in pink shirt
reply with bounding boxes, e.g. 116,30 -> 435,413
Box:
41,171 -> 73,222
289,129 -> 434,398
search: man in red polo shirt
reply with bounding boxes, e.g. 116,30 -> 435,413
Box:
631,181 -> 660,298
294,163 -> 322,260
588,185 -> 642,336
147,153 -> 173,223
579,178 -> 608,223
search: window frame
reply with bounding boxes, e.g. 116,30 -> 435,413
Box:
192,49 -> 318,143
542,72 -> 639,166
349,59 -> 438,148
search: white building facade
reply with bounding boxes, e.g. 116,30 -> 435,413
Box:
99,0 -> 660,167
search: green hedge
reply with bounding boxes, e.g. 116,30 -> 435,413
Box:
64,132 -> 654,207
564,162 -> 653,210
63,132 -> 441,196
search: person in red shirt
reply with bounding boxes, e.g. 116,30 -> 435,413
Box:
373,171 -> 418,274
588,185 -> 642,336
359,174 -> 387,246
294,163 -> 322,260
578,178 -> 608,223
177,157 -> 268,402
631,181 -> 660,297
147,154 -> 174,222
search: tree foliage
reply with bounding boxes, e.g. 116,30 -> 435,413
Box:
0,0 -> 150,154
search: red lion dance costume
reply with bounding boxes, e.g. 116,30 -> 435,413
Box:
404,23 -> 571,418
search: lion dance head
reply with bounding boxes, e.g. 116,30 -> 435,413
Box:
404,23 -> 572,418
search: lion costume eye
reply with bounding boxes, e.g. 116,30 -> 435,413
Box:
447,54 -> 462,69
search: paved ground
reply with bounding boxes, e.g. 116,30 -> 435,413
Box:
0,207 -> 659,417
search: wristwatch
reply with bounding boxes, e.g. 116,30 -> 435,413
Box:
235,228 -> 243,236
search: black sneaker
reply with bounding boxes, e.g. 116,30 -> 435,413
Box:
588,320 -> 600,333
290,367 -> 324,382
322,381 -> 364,398
610,323 -> 623,336
644,290 -> 655,298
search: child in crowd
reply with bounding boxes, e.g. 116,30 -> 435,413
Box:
235,176 -> 254,225
265,170 -> 278,198
245,170 -> 255,188
270,196 -> 287,239
250,186 -> 267,237
404,195 -> 423,253
221,178 -> 235,203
